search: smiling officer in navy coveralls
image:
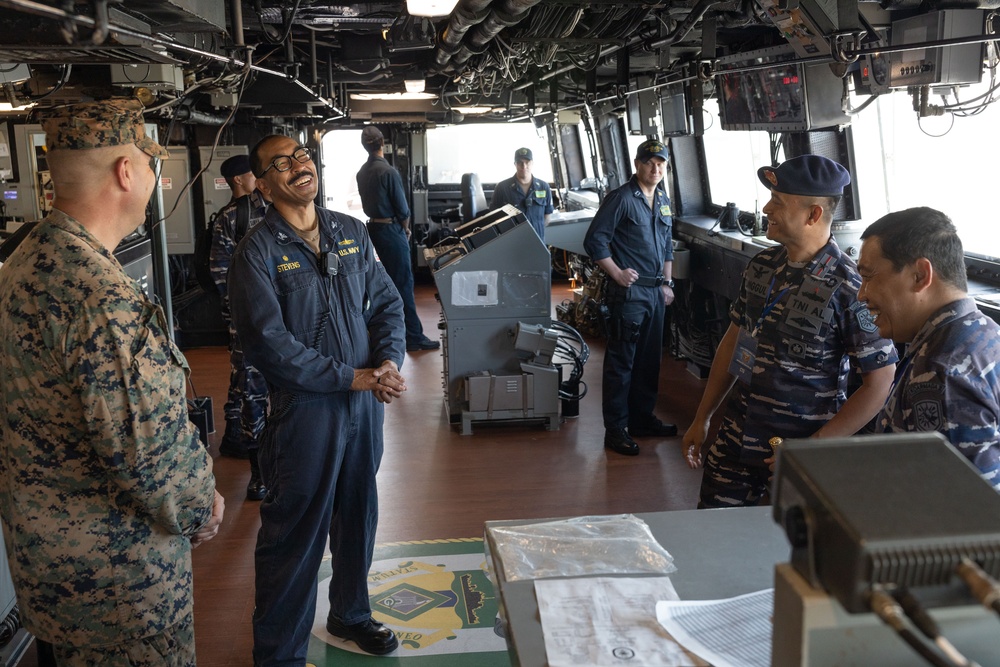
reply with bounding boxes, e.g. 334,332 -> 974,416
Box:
584,139 -> 678,456
684,155 -> 898,507
859,206 -> 1000,491
230,134 -> 406,664
489,147 -> 553,242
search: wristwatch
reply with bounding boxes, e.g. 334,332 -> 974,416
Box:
664,278 -> 675,288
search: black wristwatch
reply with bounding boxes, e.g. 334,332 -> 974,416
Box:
664,278 -> 675,288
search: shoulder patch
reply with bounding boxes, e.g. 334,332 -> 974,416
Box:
854,303 -> 878,333
905,381 -> 944,431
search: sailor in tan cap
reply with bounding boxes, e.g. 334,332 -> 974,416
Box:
0,97 -> 224,663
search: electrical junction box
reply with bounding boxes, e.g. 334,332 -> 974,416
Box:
889,9 -> 984,87
111,63 -> 185,91
209,91 -> 239,108
557,110 -> 581,125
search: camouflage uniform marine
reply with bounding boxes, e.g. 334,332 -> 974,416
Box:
0,100 -> 217,664
700,238 -> 898,507
209,189 -> 269,450
876,297 -> 1000,490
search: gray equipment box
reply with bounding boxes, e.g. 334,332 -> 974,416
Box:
428,205 -> 559,434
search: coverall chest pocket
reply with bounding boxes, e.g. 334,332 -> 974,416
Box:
334,252 -> 370,317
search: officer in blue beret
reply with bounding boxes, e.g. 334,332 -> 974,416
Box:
584,139 -> 678,456
684,154 -> 898,507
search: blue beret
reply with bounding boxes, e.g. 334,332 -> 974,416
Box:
757,155 -> 850,197
220,154 -> 252,179
635,139 -> 668,163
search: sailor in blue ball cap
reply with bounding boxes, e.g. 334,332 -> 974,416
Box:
489,145 -> 553,242
683,154 -> 897,508
583,136 -> 677,456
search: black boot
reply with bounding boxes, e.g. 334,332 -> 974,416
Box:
246,448 -> 267,501
218,418 -> 250,459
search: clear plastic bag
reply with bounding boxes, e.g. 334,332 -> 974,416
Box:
486,514 -> 677,582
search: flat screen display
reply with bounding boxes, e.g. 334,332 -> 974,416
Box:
660,86 -> 690,136
717,63 -> 807,130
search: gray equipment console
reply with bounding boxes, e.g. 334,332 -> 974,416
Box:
425,205 -> 559,434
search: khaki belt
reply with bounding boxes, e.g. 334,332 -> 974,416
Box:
369,218 -> 393,224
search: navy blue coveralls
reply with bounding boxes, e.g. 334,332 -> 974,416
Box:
489,175 -> 554,241
584,176 -> 674,431
356,154 -> 427,347
228,206 -> 405,666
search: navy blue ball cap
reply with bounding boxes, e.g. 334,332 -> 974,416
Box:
514,147 -> 533,162
635,139 -> 668,163
220,154 -> 252,179
757,155 -> 850,197
361,125 -> 384,146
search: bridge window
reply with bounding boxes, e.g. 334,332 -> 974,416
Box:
425,124 -> 552,184
851,89 -> 1000,262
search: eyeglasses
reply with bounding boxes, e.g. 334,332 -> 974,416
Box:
260,146 -> 312,176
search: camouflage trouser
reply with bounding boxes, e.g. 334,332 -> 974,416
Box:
226,328 -> 269,444
698,428 -> 772,509
51,611 -> 195,666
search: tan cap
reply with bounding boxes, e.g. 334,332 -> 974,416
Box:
39,98 -> 169,158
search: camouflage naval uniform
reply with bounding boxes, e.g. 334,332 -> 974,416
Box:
0,210 -> 216,663
209,190 -> 269,448
700,238 -> 898,507
876,297 -> 1000,490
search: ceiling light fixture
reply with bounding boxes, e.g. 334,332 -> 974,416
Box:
406,0 -> 459,18
351,92 -> 437,101
452,106 -> 494,115
404,79 -> 426,94
0,101 -> 35,112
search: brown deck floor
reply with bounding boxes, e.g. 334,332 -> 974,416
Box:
18,278 -> 713,666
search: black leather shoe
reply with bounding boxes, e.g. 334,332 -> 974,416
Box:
629,418 -> 678,438
246,450 -> 266,501
326,617 -> 399,655
406,336 -> 440,352
604,428 -> 640,456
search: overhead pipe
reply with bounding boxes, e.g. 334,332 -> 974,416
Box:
433,0 -> 543,71
434,0 -> 495,67
230,0 -> 244,45
171,106 -> 230,125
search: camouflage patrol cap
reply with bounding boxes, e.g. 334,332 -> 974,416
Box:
39,98 -> 168,158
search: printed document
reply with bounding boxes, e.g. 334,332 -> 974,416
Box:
655,588 -> 774,667
535,576 -> 709,666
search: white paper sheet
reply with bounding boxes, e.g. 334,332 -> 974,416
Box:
535,576 -> 709,667
655,588 -> 774,667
